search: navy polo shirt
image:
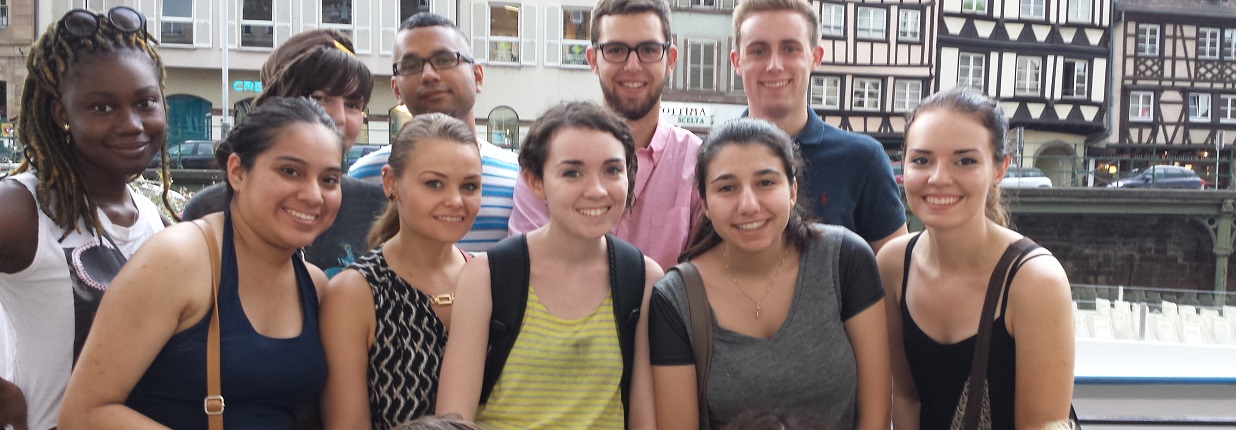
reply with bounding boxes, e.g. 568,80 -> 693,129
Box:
743,108 -> 905,243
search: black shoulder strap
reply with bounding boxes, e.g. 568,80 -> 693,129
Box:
607,235 -> 645,427
481,234 -> 531,405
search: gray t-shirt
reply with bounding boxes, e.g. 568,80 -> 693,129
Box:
181,176 -> 386,276
648,224 -> 883,429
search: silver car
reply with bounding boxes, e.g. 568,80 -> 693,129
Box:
1000,166 -> 1053,188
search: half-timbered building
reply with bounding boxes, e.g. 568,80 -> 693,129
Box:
1111,0 -> 1236,186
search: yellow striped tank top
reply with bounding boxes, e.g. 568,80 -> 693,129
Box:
475,287 -> 624,429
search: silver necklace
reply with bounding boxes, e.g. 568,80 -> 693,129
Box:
723,243 -> 790,319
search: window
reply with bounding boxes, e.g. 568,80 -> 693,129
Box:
1225,29 -> 1236,59
400,0 -> 431,22
820,4 -> 844,37
958,53 -> 985,91
1137,24 -> 1159,56
962,0 -> 986,14
1062,60 -> 1088,98
240,0 -> 274,48
489,4 -> 521,63
856,7 -> 886,40
559,8 -> 590,66
160,0 -> 193,45
810,76 -> 840,109
1199,28 -> 1221,60
322,0 -> 353,33
1190,93 -> 1212,122
488,106 -> 520,150
687,40 -> 717,91
1221,95 -> 1236,123
898,9 -> 920,42
1129,91 -> 1153,121
1015,56 -> 1041,96
1067,0 -> 1090,22
894,80 -> 922,112
853,78 -> 882,111
692,0 -> 716,7
0,0 -> 7,29
1020,0 -> 1044,19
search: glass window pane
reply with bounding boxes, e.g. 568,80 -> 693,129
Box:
161,22 -> 193,45
323,0 -> 352,25
163,0 -> 191,18
242,0 -> 273,21
400,0 -> 431,22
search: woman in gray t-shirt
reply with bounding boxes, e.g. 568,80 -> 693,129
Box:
648,118 -> 890,430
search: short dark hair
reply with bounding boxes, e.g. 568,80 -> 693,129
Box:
679,117 -> 817,263
518,100 -> 637,208
590,0 -> 673,44
398,12 -> 472,52
215,97 -> 342,196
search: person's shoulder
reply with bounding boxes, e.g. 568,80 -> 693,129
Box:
182,183 -> 229,220
479,140 -> 520,166
341,176 -> 384,196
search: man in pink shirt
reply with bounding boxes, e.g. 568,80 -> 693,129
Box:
509,0 -> 701,270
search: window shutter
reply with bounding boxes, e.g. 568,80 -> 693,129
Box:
227,0 -> 238,49
720,0 -> 735,10
675,0 -> 690,8
545,5 -> 562,66
380,0 -> 398,56
354,0 -> 372,53
300,0 -> 317,31
194,0 -> 213,47
472,2 -> 489,63
275,1 -> 292,46
520,4 -> 538,65
703,41 -> 716,90
688,40 -> 701,89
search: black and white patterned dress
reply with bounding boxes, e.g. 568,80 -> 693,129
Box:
350,249 -> 449,429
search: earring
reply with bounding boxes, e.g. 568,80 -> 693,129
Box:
387,194 -> 396,201
62,124 -> 70,132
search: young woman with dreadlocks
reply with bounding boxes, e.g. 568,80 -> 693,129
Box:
0,6 -> 171,430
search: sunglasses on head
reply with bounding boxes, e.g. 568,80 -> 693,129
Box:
58,6 -> 148,40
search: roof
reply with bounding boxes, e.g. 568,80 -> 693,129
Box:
1117,0 -> 1236,18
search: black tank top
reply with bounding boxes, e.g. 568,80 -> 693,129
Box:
901,233 -> 1017,430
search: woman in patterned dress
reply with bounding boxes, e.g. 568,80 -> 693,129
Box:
320,113 -> 482,429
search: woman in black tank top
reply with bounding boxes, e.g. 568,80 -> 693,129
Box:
874,88 -> 1075,430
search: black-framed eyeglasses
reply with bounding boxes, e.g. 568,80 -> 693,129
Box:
392,51 -> 475,76
595,41 -> 671,63
58,6 -> 148,40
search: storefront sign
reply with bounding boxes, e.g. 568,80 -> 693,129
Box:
232,80 -> 263,93
661,103 -> 713,127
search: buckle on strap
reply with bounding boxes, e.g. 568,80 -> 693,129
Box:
204,395 -> 226,415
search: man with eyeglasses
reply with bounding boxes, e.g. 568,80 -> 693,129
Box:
508,0 -> 701,271
732,0 -> 905,253
349,13 -> 519,252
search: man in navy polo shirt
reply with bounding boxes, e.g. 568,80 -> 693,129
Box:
730,0 -> 906,252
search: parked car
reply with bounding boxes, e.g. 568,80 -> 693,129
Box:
1107,165 -> 1204,189
1000,166 -> 1053,188
891,161 -> 903,185
150,140 -> 217,169
346,144 -> 382,170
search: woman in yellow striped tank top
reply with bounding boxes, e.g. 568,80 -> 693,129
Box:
436,101 -> 662,429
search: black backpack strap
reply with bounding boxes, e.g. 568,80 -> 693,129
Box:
607,235 -> 646,427
480,234 -> 531,405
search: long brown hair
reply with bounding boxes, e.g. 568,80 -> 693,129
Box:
678,118 -> 817,263
366,113 -> 478,248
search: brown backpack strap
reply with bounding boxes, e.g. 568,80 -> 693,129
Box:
673,262 -> 712,430
192,220 -> 225,429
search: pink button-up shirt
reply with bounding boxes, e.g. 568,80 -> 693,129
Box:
509,121 -> 702,270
